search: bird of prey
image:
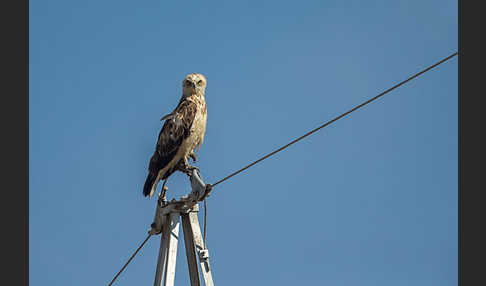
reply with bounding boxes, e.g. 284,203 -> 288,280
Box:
143,73 -> 208,198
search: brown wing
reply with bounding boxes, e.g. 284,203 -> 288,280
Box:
143,99 -> 198,196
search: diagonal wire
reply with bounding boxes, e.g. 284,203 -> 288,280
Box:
106,51 -> 457,286
211,52 -> 458,188
108,233 -> 153,286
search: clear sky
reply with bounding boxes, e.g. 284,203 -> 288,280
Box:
30,0 -> 457,285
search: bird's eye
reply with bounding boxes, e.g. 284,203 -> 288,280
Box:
197,80 -> 203,85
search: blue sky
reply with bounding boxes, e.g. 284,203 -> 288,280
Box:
30,0 -> 457,285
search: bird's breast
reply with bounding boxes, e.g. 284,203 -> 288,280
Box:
177,103 -> 206,157
190,106 -> 207,146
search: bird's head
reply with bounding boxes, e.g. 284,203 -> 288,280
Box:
182,73 -> 207,97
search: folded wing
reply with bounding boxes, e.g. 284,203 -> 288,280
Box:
143,99 -> 198,197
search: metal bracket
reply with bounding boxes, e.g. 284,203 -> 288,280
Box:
189,169 -> 205,200
189,169 -> 212,201
198,248 -> 211,272
148,169 -> 212,236
198,248 -> 209,260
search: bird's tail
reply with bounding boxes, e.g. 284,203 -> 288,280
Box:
143,173 -> 156,197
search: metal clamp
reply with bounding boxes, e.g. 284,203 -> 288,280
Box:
198,249 -> 209,260
189,169 -> 212,201
198,248 -> 211,271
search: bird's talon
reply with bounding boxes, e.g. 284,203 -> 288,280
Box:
185,165 -> 199,176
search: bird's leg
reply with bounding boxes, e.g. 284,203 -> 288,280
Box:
176,156 -> 199,176
189,151 -> 197,162
184,156 -> 200,175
